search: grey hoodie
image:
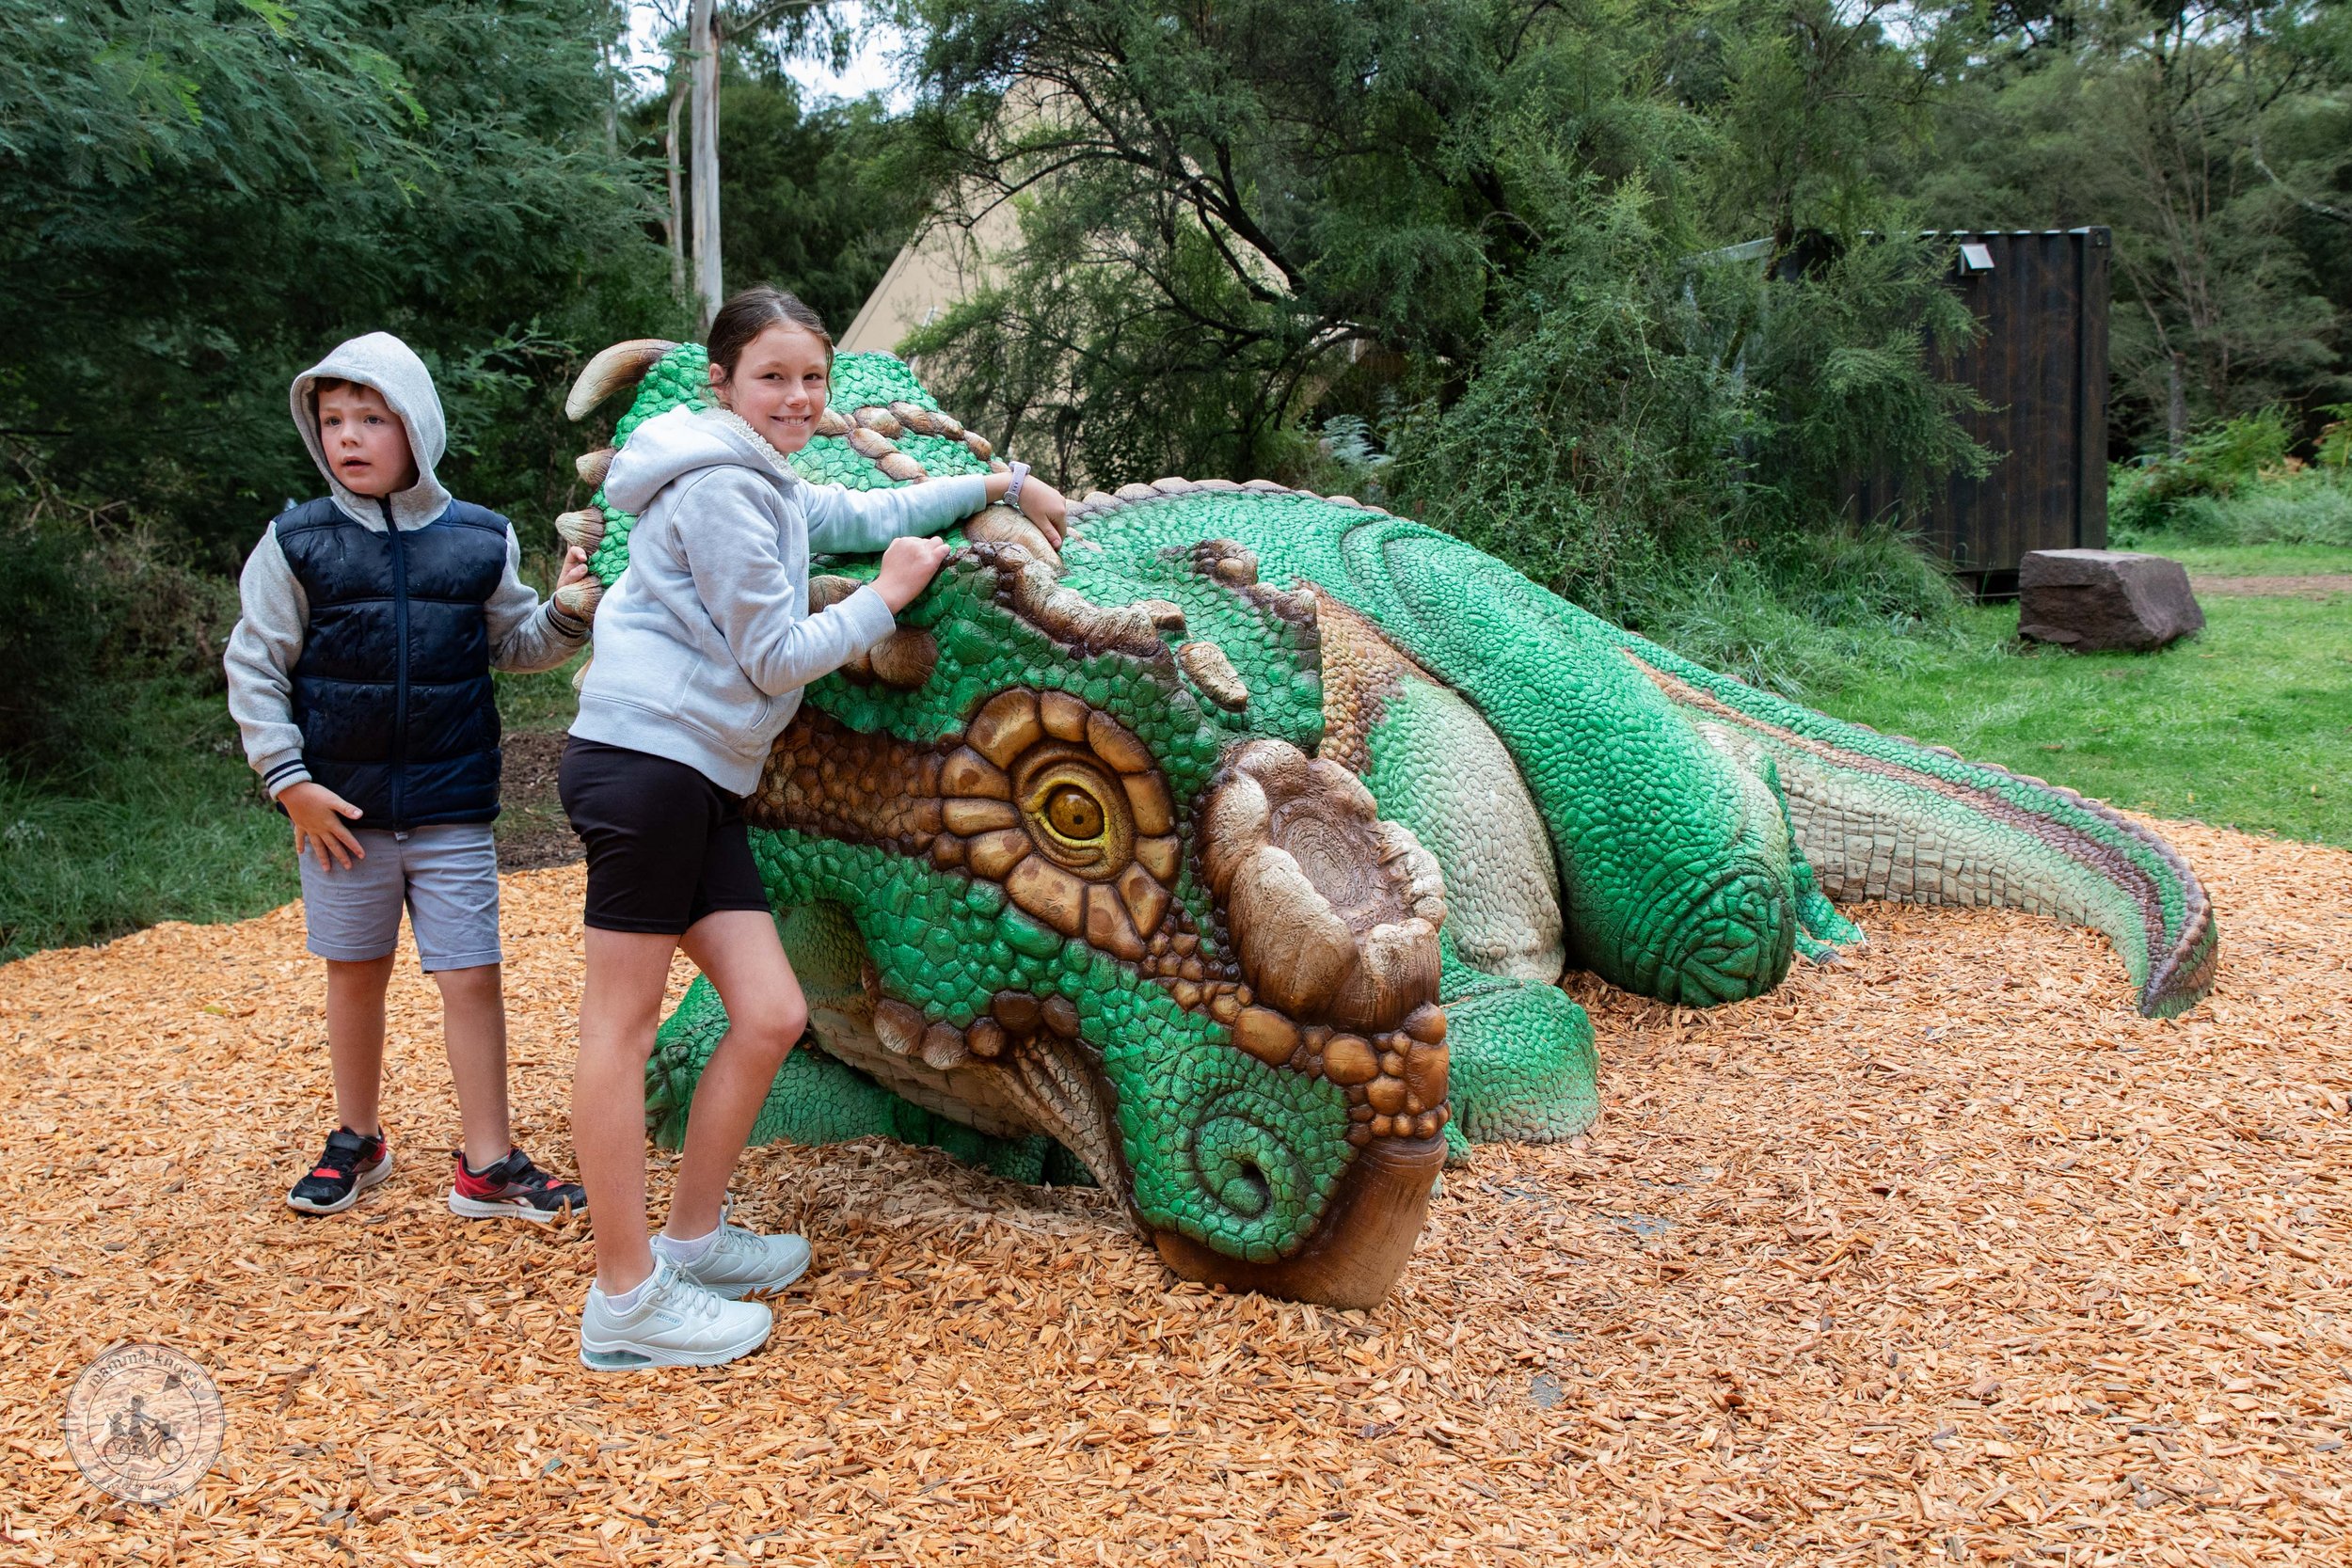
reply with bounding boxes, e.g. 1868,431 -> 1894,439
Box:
222,332 -> 588,800
570,404 -> 989,795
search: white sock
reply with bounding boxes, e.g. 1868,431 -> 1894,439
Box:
599,1274 -> 654,1313
652,1224 -> 721,1267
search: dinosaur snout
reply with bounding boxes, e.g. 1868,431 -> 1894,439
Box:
1137,740 -> 1452,1307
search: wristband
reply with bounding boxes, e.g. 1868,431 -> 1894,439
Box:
1005,460 -> 1029,512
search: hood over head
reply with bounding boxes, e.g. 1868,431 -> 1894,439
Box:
289,332 -> 453,531
600,404 -> 801,517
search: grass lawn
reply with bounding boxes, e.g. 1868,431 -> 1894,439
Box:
2144,541 -> 2352,578
1817,568 -> 2352,847
0,679 -> 298,963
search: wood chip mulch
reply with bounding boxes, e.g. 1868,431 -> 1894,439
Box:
2,816 -> 2345,1565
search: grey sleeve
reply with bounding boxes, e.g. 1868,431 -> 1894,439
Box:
485,523 -> 590,673
801,473 -> 992,554
680,469 -> 898,698
222,523 -> 313,799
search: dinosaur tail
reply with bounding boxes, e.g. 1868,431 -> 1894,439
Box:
1606,630 -> 2217,1018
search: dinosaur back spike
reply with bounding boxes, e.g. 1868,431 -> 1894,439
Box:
565,338 -> 680,420
574,446 -> 616,487
554,507 -> 607,553
552,576 -> 602,622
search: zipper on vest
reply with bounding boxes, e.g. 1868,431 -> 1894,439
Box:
385,497 -> 408,829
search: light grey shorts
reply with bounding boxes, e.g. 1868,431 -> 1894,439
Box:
298,823 -> 502,972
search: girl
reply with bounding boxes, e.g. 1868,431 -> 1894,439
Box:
560,286 -> 1068,1369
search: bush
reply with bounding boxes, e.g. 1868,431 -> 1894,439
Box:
2152,476 -> 2352,548
2110,408 -> 2298,536
0,523 -> 110,767
2111,406 -> 2352,549
1384,217 -> 1973,697
0,503 -> 240,775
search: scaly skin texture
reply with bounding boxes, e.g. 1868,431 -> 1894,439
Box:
558,342 -> 2219,1307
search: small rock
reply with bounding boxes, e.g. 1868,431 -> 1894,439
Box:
2018,549 -> 2204,651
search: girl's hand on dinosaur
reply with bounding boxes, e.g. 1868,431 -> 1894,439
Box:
873,534 -> 951,612
555,546 -> 590,593
1017,477 -> 1068,546
282,781 -> 366,870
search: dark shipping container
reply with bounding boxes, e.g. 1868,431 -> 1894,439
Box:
1850,228 -> 2112,596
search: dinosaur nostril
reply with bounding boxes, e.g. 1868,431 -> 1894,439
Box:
1193,1101 -> 1300,1229
1216,1158 -> 1271,1218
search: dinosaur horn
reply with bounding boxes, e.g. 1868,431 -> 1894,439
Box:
554,508 -> 607,553
962,503 -> 1060,563
970,542 -> 1168,658
574,446 -> 617,487
565,339 -> 679,420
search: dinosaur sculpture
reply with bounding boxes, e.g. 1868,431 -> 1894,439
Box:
553,341 -> 2218,1308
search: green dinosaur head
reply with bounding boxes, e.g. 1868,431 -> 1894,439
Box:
564,343 -> 1452,1307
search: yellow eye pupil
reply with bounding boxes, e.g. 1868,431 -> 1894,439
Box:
1044,785 -> 1104,840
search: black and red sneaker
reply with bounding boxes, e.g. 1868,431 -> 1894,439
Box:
287,1127 -> 393,1215
448,1147 -> 587,1224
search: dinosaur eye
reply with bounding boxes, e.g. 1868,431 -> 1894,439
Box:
1044,784 -> 1104,841
943,689 -> 1187,957
1018,756 -> 1133,878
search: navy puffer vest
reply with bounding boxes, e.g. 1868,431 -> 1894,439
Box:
278,497 -> 507,831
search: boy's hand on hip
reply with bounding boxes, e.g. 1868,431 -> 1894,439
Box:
873,535 -> 951,612
282,781 -> 366,870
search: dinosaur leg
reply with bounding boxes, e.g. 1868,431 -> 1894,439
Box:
1690,720 -> 1866,963
1301,518 -> 1803,1006
1790,854 -> 1865,963
1338,669 -> 1597,1161
648,974 -> 1058,1182
1436,945 -> 1598,1163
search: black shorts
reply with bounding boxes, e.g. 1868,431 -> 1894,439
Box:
557,737 -> 770,934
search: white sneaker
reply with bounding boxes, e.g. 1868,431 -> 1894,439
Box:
578,1261 -> 771,1370
653,1221 -> 812,1300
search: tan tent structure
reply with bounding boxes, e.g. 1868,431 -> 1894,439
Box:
837,78 -> 1049,361
836,77 -> 1291,463
836,194 -> 1020,360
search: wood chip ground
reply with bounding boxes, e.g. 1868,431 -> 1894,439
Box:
3,816 -> 2346,1564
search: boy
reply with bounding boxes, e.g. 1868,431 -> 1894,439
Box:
226,331 -> 594,1221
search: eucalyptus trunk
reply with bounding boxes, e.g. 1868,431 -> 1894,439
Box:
689,0 -> 723,331
664,85 -> 687,295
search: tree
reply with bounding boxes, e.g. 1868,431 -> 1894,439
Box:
898,0 -> 1706,481
1905,1 -> 2352,446
691,0 -> 723,325
0,0 -> 684,559
647,0 -> 849,327
887,0 -> 1985,686
705,64 -> 926,330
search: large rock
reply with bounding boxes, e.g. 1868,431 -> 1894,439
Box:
2019,549 -> 2205,652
